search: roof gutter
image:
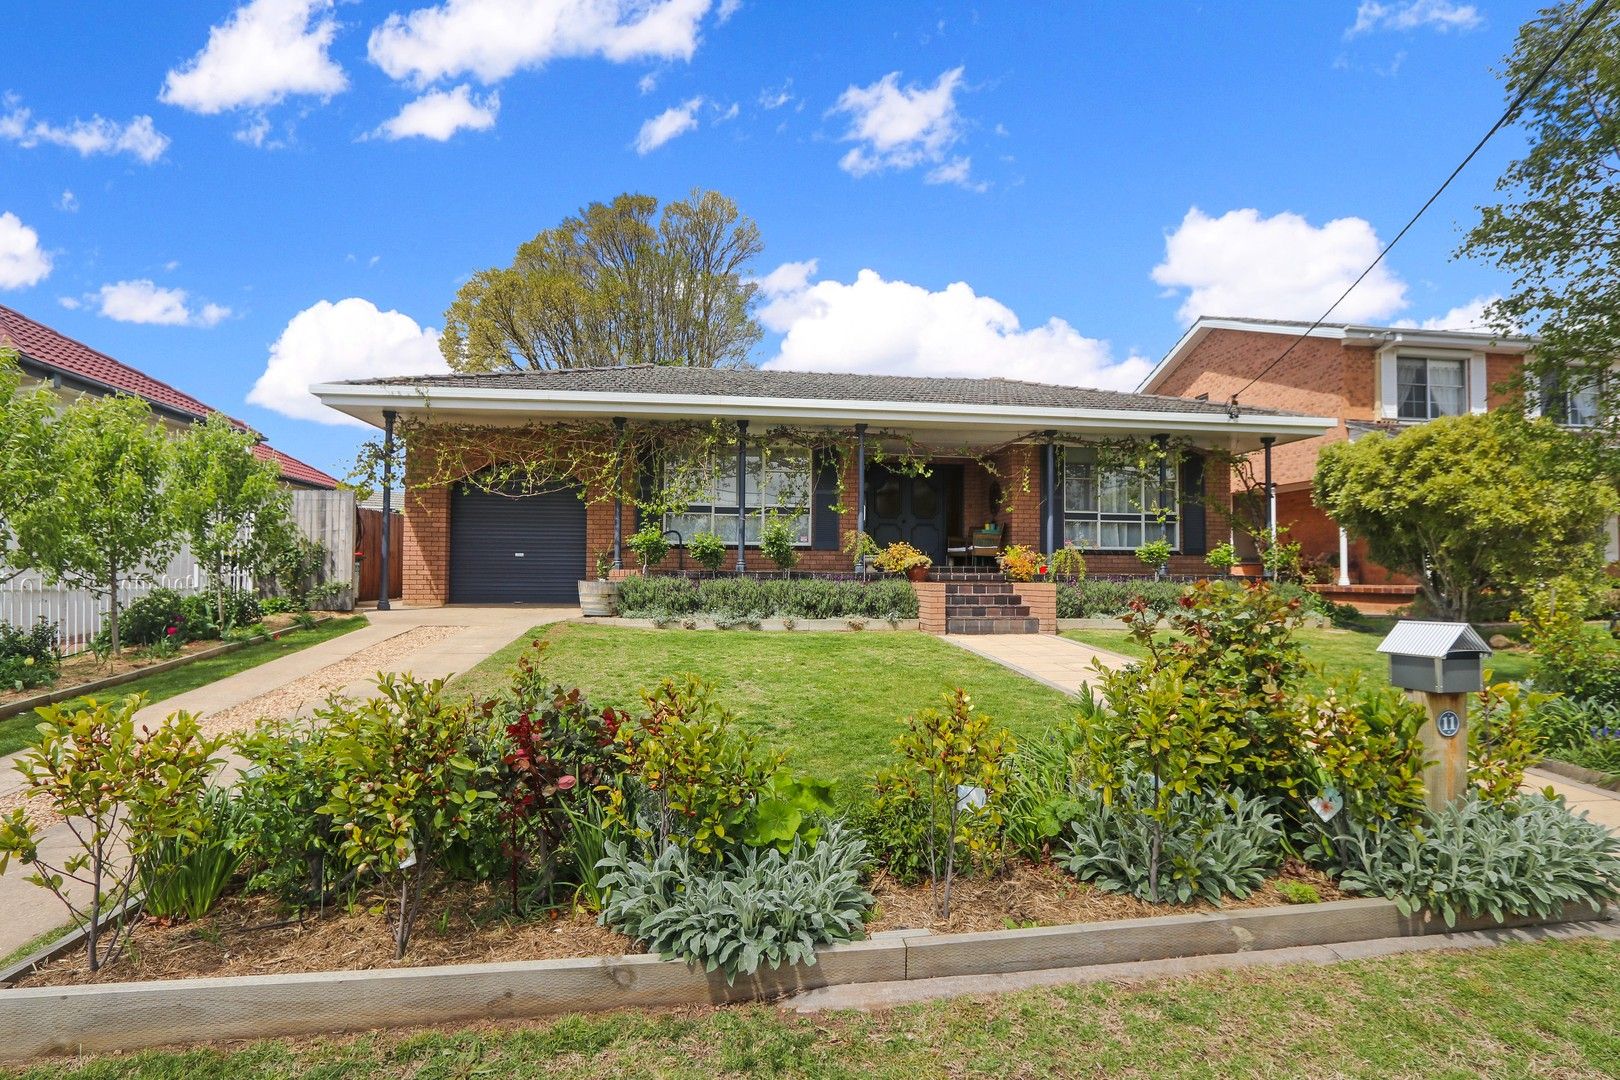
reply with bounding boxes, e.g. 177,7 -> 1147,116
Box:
309,382 -> 1336,442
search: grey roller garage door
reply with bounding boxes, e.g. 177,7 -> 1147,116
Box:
449,484 -> 586,604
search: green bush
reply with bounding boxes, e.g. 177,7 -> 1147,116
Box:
1336,795 -> 1620,927
119,589 -> 188,646
1530,696 -> 1620,778
615,574 -> 918,621
0,618 -> 60,691
1056,579 -> 1184,619
1515,579 -> 1620,706
760,515 -> 799,571
1061,778 -> 1283,905
686,531 -> 727,572
258,595 -> 300,616
626,525 -> 670,571
137,788 -> 243,921
1276,880 -> 1321,904
597,823 -> 873,984
846,778 -> 938,885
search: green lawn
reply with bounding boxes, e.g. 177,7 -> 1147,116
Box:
1063,618 -> 1536,689
0,616 -> 368,757
449,624 -> 1078,794
9,938 -> 1617,1078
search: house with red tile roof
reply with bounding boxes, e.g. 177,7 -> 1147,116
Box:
0,303 -> 337,490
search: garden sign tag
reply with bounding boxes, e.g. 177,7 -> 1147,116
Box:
1308,787 -> 1344,823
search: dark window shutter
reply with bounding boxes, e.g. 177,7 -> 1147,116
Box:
1179,452 -> 1207,555
811,447 -> 841,551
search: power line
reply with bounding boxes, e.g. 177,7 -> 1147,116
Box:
1231,0 -> 1612,405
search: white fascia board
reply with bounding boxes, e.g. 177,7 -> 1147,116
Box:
1344,325 -> 1534,353
1137,317 -> 1348,394
310,382 -> 1336,443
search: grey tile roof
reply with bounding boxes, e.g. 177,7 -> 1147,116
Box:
339,364 -> 1307,418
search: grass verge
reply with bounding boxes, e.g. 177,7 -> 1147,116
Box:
1063,618 -> 1534,689
0,922 -> 74,973
9,938 -> 1618,1078
448,624 -> 1077,794
0,616 -> 368,757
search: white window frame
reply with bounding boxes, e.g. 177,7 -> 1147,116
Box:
1532,371 -> 1602,428
663,446 -> 813,548
1378,346 -> 1486,421
1060,449 -> 1179,552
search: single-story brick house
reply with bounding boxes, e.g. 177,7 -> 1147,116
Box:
311,366 -> 1333,606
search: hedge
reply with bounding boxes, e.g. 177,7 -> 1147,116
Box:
615,574 -> 919,621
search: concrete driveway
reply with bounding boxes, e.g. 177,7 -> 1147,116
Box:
0,604 -> 571,961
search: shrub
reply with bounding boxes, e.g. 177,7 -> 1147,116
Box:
1206,542 -> 1239,573
1002,727 -> 1089,860
842,529 -> 880,570
889,688 -> 1014,917
1514,578 -> 1620,706
1134,537 -> 1173,575
1532,696 -> 1620,777
137,788 -> 243,921
1276,881 -> 1321,904
598,823 -> 873,984
760,515 -> 799,571
305,674 -> 497,958
626,525 -> 671,571
117,588 -> 188,646
0,696 -> 227,970
615,575 -> 917,621
847,775 -> 938,885
1061,778 -> 1283,905
1056,579 -> 1184,619
0,618 -> 60,691
257,595 -> 300,616
1336,795 -> 1620,927
1469,679 -> 1546,805
687,530 -> 727,572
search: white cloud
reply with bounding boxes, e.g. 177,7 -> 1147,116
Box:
1347,0 -> 1482,37
758,79 -> 793,110
715,101 -> 739,122
831,66 -> 976,186
373,84 -> 500,140
92,280 -> 232,327
1150,207 -> 1409,325
250,298 -> 447,424
234,115 -> 274,147
1404,295 -> 1502,331
635,96 -> 701,153
757,260 -> 1151,389
0,213 -> 52,290
716,0 -> 741,22
57,296 -> 81,310
56,190 -> 79,213
0,97 -> 169,163
161,0 -> 347,114
637,71 -> 659,94
368,0 -> 712,87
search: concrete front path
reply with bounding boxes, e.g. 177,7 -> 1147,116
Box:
0,604 -> 569,960
943,632 -> 1131,694
1528,769 -> 1620,834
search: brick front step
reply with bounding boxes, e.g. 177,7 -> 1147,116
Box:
944,582 -> 1021,597
946,604 -> 1032,618
946,616 -> 1043,634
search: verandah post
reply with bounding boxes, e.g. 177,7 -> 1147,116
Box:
855,423 -> 868,572
612,416 -> 625,571
1042,433 -> 1056,553
1260,435 -> 1276,580
378,409 -> 395,611
735,419 -> 748,573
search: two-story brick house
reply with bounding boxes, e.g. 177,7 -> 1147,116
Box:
1136,315 -> 1593,609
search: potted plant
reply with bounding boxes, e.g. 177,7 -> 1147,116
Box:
997,543 -> 1047,583
843,529 -> 880,574
578,551 -> 618,616
1135,537 -> 1173,580
1049,544 -> 1086,584
871,540 -> 932,582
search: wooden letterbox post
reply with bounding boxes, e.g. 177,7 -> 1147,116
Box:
1375,621 -> 1492,812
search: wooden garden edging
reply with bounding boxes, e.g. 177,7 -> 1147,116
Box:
0,616 -> 339,722
0,897 -> 1608,1062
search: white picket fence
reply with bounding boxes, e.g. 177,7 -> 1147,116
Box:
1,550 -> 237,656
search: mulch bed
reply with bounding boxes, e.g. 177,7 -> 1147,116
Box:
17,859 -> 1346,988
0,613 -> 311,710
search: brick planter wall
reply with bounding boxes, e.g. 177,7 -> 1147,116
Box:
914,580 -> 947,633
1019,581 -> 1057,632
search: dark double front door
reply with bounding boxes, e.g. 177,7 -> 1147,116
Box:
865,466 -> 948,564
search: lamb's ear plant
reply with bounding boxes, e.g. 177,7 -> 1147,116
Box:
0,695 -> 227,971
1336,795 -> 1620,927
597,822 -> 872,984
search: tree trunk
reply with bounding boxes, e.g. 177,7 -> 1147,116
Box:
106,552 -> 120,657
216,554 -> 227,630
87,840 -> 102,972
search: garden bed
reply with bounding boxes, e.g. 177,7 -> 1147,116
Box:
0,612 -> 328,717
11,860 -> 1344,990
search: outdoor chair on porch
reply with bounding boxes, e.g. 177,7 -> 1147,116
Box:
970,524 -> 1004,568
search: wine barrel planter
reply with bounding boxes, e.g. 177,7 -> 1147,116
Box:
577,579 -> 619,617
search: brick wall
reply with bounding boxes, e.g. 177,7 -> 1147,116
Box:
401,450 -> 451,606
914,580 -> 947,633
1020,582 -> 1057,632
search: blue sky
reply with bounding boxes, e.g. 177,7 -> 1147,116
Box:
1,0 -> 1538,477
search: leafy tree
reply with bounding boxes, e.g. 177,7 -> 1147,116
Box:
0,351 -> 56,581
441,189 -> 764,371
170,413 -> 294,630
12,394 -> 178,654
1460,1 -> 1620,425
1313,410 -> 1616,620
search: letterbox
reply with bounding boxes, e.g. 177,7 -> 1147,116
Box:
1375,621 -> 1493,695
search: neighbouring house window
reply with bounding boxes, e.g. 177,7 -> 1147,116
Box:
1543,376 -> 1600,428
1396,356 -> 1467,420
664,447 -> 812,546
1060,450 -> 1178,550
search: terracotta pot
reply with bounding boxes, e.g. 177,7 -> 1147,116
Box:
906,565 -> 930,583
